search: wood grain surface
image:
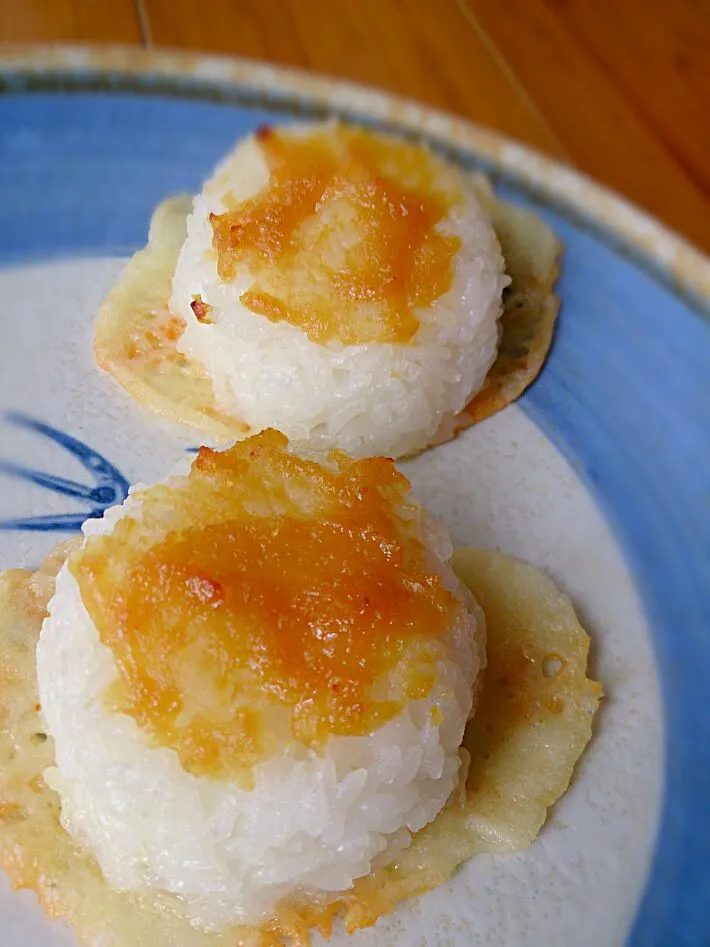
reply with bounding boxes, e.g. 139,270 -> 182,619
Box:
1,0 -> 709,252
0,0 -> 141,44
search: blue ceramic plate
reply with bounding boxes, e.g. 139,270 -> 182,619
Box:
0,46 -> 708,947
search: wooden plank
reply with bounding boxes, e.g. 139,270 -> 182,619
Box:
0,0 -> 143,44
466,0 -> 710,251
141,0 -> 566,159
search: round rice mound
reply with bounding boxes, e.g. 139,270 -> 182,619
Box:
37,479 -> 484,931
170,124 -> 508,458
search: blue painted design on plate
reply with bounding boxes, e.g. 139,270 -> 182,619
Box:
0,413 -> 130,531
1,77 -> 709,946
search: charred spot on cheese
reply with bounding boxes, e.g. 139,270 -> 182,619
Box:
190,295 -> 214,324
209,127 -> 462,346
70,431 -> 459,784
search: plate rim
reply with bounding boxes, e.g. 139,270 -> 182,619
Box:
0,42 -> 709,308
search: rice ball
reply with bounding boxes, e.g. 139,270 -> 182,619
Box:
37,431 -> 484,931
170,122 -> 508,457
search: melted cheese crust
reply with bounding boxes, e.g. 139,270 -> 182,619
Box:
70,431 -> 460,782
210,125 -> 462,345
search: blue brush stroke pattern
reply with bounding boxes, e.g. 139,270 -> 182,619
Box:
0,413 -> 130,532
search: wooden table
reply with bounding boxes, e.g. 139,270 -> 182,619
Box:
2,0 -> 709,253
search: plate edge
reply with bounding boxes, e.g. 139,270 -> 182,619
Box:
0,42 -> 709,306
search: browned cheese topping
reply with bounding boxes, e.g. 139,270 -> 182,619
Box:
71,431 -> 459,785
209,126 -> 462,345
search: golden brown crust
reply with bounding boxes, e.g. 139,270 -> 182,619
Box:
0,543 -> 600,946
210,125 -> 462,347
93,196 -> 249,443
94,176 -> 561,450
454,191 -> 562,430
